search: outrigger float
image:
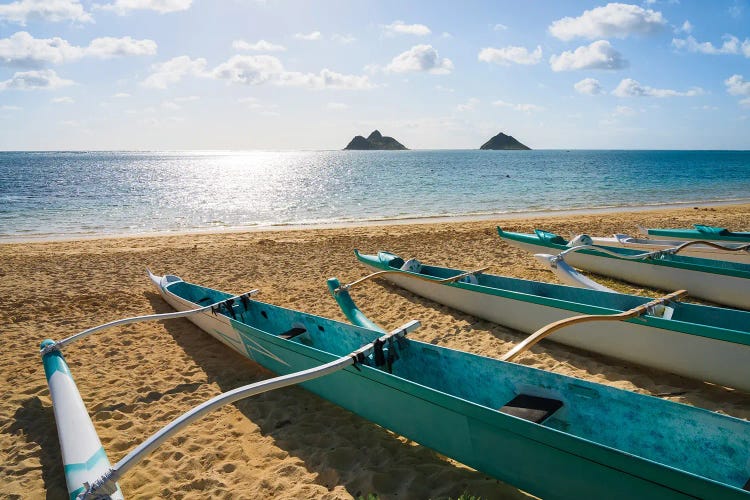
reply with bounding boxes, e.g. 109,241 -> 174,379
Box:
40,271 -> 750,499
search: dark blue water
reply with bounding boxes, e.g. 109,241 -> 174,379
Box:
1,150 -> 748,240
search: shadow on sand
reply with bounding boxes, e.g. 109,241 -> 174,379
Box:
10,397 -> 68,499
143,291 -> 527,499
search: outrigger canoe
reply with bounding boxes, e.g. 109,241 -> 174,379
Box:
352,249 -> 750,392
497,228 -> 750,310
586,234 -> 750,264
40,272 -> 750,499
639,224 -> 750,244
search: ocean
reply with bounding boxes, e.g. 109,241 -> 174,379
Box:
1,150 -> 749,241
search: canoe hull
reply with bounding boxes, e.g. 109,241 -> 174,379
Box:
504,238 -> 750,310
151,276 -> 749,499
357,260 -> 750,391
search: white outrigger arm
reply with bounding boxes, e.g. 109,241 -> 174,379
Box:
40,290 -> 419,499
533,238 -> 749,294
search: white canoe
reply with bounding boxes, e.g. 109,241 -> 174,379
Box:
498,228 -> 750,310
354,250 -> 750,392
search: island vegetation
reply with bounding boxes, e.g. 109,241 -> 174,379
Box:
480,132 -> 531,150
344,130 -> 408,150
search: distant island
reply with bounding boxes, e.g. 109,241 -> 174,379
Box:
344,130 -> 407,150
480,132 -> 530,150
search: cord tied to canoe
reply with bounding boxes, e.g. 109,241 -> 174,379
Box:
373,338 -> 386,367
334,266 -> 490,294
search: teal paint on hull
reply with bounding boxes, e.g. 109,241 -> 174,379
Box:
63,447 -> 110,500
41,339 -> 72,381
353,250 -> 750,348
647,226 -> 750,243
498,227 -> 750,280
160,277 -> 750,500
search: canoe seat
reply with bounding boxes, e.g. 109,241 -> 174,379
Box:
279,327 -> 307,340
500,394 -> 563,424
400,258 -> 422,273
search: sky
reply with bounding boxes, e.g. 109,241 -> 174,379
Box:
0,0 -> 749,150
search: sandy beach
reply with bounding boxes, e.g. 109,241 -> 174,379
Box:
2,203 -> 749,499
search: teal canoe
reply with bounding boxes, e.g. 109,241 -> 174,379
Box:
141,273 -> 750,499
352,249 -> 750,392
497,227 -> 750,310
641,224 -> 750,243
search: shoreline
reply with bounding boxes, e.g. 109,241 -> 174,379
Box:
3,198 -> 749,245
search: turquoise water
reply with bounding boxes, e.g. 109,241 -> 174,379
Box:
1,150 -> 749,240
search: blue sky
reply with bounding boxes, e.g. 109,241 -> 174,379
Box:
0,0 -> 749,150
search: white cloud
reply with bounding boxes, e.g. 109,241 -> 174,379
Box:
293,31 -> 322,41
494,23 -> 508,31
276,68 -> 374,90
113,92 -> 130,98
326,102 -> 348,110
672,35 -> 750,57
0,69 -> 74,91
0,0 -> 92,25
612,78 -> 704,97
141,55 -> 207,89
675,20 -> 693,34
383,20 -> 431,36
1,104 -> 22,110
549,3 -> 666,41
174,95 -> 198,102
85,37 -> 158,58
435,84 -> 454,92
51,96 -> 74,103
385,44 -> 453,74
0,32 -> 157,68
94,0 -> 191,14
456,97 -> 479,112
232,39 -> 286,52
550,40 -> 628,71
493,99 -> 544,112
0,32 -> 79,67
574,77 -> 603,95
331,34 -> 356,44
211,54 -> 285,85
478,45 -> 542,65
725,74 -> 750,96
212,55 -> 374,90
142,54 -> 374,90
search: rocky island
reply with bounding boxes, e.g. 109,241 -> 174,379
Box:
480,132 -> 530,150
344,130 -> 407,150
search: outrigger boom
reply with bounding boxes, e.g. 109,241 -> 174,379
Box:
40,273 -> 419,499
